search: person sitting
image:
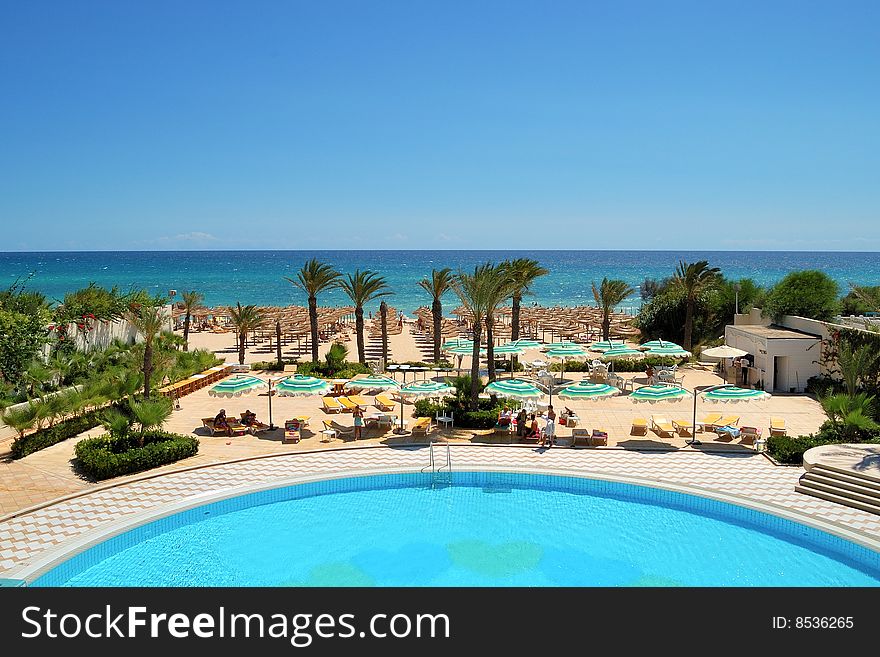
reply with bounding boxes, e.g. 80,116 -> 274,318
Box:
214,409 -> 231,436
497,406 -> 512,427
526,414 -> 540,438
645,365 -> 655,385
241,409 -> 257,426
516,408 -> 528,436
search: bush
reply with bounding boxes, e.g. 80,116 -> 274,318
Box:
74,430 -> 199,480
250,359 -> 297,372
10,409 -> 104,459
549,356 -> 680,373
766,434 -> 831,464
388,360 -> 454,369
764,270 -> 840,322
459,409 -> 502,429
295,360 -> 372,379
413,399 -> 448,418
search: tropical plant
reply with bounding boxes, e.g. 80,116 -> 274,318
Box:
482,266 -> 515,382
180,290 -> 204,351
764,270 -> 839,322
1,401 -> 39,439
842,284 -> 880,316
285,259 -> 342,362
337,270 -> 393,364
820,392 -> 880,442
325,343 -> 348,375
101,407 -> 132,438
418,268 -> 454,363
669,260 -> 721,351
128,397 -> 173,446
591,278 -> 635,341
228,302 -> 264,366
127,304 -> 166,398
452,264 -> 509,407
836,339 -> 880,397
501,259 -> 548,342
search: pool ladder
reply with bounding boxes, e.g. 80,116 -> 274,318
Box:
423,440 -> 452,487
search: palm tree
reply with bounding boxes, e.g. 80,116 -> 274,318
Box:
591,278 -> 635,341
669,260 -> 720,351
180,290 -> 204,351
418,268 -> 454,363
275,319 -> 283,369
128,397 -> 173,446
483,266 -> 515,382
228,302 -> 264,365
452,264 -> 510,407
127,304 -> 166,398
285,259 -> 341,362
836,339 -> 880,397
1,402 -> 38,440
379,300 -> 389,367
821,392 -> 879,442
501,259 -> 548,341
337,270 -> 393,364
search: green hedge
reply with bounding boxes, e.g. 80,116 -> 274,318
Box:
74,431 -> 199,480
549,356 -> 680,372
766,435 -> 832,464
295,361 -> 371,379
10,409 -> 104,459
250,359 -> 296,372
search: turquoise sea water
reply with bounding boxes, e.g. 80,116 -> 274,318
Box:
34,473 -> 880,587
2,250 -> 879,313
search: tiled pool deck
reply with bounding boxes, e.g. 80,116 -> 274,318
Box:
2,444 -> 880,580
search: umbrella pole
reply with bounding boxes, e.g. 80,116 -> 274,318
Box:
268,378 -> 275,430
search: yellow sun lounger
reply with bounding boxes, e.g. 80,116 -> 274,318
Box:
715,415 -> 740,429
699,413 -> 723,430
337,396 -> 357,412
410,417 -> 432,436
650,416 -> 675,438
631,417 -> 648,435
770,417 -> 787,436
672,419 -> 697,437
374,394 -> 396,411
347,395 -> 370,408
321,396 -> 343,413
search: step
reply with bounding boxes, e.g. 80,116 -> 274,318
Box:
795,485 -> 880,516
803,472 -> 880,500
809,462 -> 880,488
798,477 -> 880,508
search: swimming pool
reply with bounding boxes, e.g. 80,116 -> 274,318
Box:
32,471 -> 880,586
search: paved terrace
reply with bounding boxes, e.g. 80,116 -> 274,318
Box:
2,444 -> 880,580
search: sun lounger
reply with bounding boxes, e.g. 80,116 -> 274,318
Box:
284,419 -> 302,443
374,394 -> 396,411
739,426 -> 762,445
322,396 -> 343,413
571,428 -> 591,446
650,416 -> 675,438
700,413 -> 723,430
770,417 -> 786,436
631,417 -> 648,435
715,415 -> 740,430
672,419 -> 697,437
283,364 -> 297,373
347,395 -> 369,408
589,428 -> 608,446
329,420 -> 355,437
337,396 -> 357,412
411,417 -> 432,436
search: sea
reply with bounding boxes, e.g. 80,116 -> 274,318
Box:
1,250 -> 878,315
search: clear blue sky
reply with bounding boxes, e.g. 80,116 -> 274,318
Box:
1,1 -> 878,251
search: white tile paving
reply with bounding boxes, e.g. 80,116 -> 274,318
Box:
1,445 -> 879,575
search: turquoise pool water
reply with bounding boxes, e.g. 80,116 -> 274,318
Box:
33,472 -> 880,587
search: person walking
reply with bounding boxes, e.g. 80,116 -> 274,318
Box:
353,405 -> 364,440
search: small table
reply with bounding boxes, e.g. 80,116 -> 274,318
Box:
320,428 -> 337,443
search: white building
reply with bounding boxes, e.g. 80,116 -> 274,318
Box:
724,323 -> 821,393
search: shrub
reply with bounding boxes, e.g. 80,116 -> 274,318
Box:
766,434 -> 830,464
764,270 -> 839,322
250,359 -> 297,372
10,409 -> 104,459
295,360 -> 371,379
549,356 -> 679,373
413,399 -> 449,418
74,430 -> 199,480
459,409 -> 502,429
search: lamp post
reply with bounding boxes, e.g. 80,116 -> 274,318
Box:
267,377 -> 276,430
733,282 -> 741,315
689,383 -> 739,446
539,371 -> 554,409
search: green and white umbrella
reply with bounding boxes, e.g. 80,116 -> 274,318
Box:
544,340 -> 578,349
590,340 -> 626,352
275,375 -> 331,397
509,339 -> 542,349
445,345 -> 485,356
640,339 -> 682,349
546,345 -> 589,381
208,375 -> 269,397
601,346 -> 643,359
629,384 -> 692,403
484,379 -> 545,400
703,386 -> 770,403
644,345 -> 692,357
343,375 -> 401,392
442,338 -> 473,350
493,342 -> 528,355
400,380 -> 455,398
557,381 -> 620,401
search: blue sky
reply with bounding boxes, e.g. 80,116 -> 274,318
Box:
1,1 -> 878,251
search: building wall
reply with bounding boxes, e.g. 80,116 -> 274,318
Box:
60,304 -> 174,353
724,326 -> 820,392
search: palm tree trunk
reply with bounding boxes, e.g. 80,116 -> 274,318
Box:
143,341 -> 153,398
683,299 -> 694,351
309,296 -> 319,362
432,298 -> 442,364
486,315 -> 496,381
380,304 -> 388,366
511,294 -> 521,341
355,307 -> 366,363
238,331 -> 246,365
275,320 -> 283,368
602,308 -> 611,341
183,313 -> 190,351
469,320 -> 482,410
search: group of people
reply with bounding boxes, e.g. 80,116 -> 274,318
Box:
212,408 -> 263,436
497,405 -> 557,447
